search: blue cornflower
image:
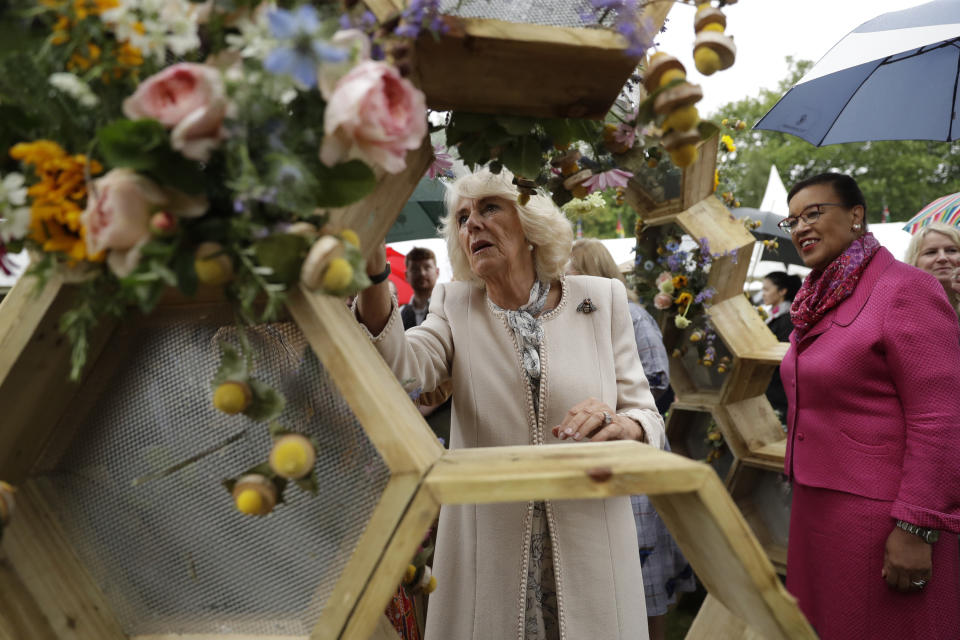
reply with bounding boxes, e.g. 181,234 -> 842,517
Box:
643,260 -> 655,271
264,6 -> 348,88
665,240 -> 680,252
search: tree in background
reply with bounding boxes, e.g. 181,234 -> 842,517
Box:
712,58 -> 960,222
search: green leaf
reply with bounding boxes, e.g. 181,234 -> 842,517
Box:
245,378 -> 286,422
174,249 -> 198,297
315,160 -> 376,207
541,119 -> 576,148
500,136 -> 542,179
97,119 -> 168,170
252,233 -> 310,284
456,135 -> 489,168
495,116 -> 536,136
697,120 -> 721,142
212,340 -> 248,387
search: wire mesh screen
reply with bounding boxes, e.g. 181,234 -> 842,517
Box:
38,310 -> 391,636
439,0 -> 617,28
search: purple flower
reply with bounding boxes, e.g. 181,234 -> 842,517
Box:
583,168 -> 632,193
427,144 -> 454,179
396,0 -> 447,39
694,288 -> 716,304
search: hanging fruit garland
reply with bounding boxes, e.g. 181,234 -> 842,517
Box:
693,3 -> 737,76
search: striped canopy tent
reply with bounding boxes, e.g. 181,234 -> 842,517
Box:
903,191 -> 960,233
755,0 -> 960,145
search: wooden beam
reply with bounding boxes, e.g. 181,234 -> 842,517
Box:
0,274 -> 118,484
2,480 -> 126,640
310,473 -> 420,640
0,550 -> 57,640
424,442 -> 711,505
333,486 -> 439,640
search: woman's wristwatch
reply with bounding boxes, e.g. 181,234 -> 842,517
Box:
896,519 -> 940,544
368,263 -> 391,285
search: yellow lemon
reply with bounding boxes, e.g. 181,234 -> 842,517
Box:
694,47 -> 721,76
701,22 -> 724,33
235,489 -> 264,515
659,68 -> 686,87
213,381 -> 252,414
194,242 -> 234,285
340,229 -> 360,248
424,575 -> 437,594
669,144 -> 699,168
662,105 -> 699,133
269,434 -> 317,479
322,257 -> 353,292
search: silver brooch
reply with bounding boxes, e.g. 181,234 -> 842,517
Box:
577,298 -> 597,314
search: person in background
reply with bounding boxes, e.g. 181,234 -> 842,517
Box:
567,238 -> 694,640
401,247 -> 439,330
760,271 -> 802,420
780,172 -> 960,639
355,168 -> 664,640
904,221 -> 960,319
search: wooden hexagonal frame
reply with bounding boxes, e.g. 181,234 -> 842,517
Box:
363,1 -> 672,119
626,134 -> 793,575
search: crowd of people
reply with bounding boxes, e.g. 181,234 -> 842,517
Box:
356,168 -> 960,640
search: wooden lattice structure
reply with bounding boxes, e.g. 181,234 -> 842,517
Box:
0,3 -> 812,639
626,135 -> 793,573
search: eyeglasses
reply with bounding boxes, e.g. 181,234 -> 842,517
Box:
777,203 -> 846,233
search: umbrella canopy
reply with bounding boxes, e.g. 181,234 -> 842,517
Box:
903,191 -> 960,232
729,207 -> 804,266
755,0 -> 960,145
386,178 -> 447,243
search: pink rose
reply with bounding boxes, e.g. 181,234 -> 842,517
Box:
655,272 -> 673,286
123,63 -> 229,161
82,169 -> 208,276
320,60 -> 427,174
318,29 -> 371,100
653,292 -> 674,310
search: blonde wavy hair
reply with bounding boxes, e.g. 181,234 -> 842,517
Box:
568,238 -> 638,302
440,168 -> 574,285
904,221 -> 960,266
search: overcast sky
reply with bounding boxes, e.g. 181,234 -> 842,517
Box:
655,0 -> 932,117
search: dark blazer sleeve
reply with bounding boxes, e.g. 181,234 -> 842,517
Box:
884,271 -> 960,532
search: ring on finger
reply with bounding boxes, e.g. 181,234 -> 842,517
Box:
911,579 -> 928,588
601,411 -> 612,426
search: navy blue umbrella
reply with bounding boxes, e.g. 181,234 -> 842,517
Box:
755,0 -> 960,145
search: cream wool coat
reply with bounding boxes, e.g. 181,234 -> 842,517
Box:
366,274 -> 665,640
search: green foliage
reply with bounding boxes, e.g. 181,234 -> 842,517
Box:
212,339 -> 286,422
712,57 -> 960,222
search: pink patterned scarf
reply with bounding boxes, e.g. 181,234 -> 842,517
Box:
791,232 -> 881,338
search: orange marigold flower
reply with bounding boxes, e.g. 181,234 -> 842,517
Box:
116,41 -> 144,67
675,292 -> 693,307
672,275 -> 688,288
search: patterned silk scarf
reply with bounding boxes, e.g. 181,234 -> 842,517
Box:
791,232 -> 881,339
492,280 -> 550,382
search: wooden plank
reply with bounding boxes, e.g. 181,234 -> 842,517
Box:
424,442 -> 711,505
0,550 -> 57,640
707,295 -> 779,359
721,359 -> 776,404
718,397 -> 785,460
363,0 -> 402,22
0,274 -> 119,484
326,139 -> 432,263
310,473 -> 420,640
370,614 -> 402,640
334,486 -> 439,640
651,478 -> 816,640
410,17 -> 639,119
2,480 -> 126,640
134,635 -> 304,640
682,135 -> 720,210
286,287 -> 443,475
686,594 -> 767,640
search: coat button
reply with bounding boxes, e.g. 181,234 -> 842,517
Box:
797,433 -> 805,441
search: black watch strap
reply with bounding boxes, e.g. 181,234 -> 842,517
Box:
368,263 -> 391,285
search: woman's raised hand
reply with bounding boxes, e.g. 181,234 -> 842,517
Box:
552,397 -> 646,443
356,243 -> 392,336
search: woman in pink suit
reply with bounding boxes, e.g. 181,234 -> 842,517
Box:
779,173 -> 960,639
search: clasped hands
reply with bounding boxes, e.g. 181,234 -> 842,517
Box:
551,397 -> 646,443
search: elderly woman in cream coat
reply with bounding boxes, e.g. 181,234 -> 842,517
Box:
356,169 -> 665,640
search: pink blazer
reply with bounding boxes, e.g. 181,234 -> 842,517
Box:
781,247 -> 960,532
